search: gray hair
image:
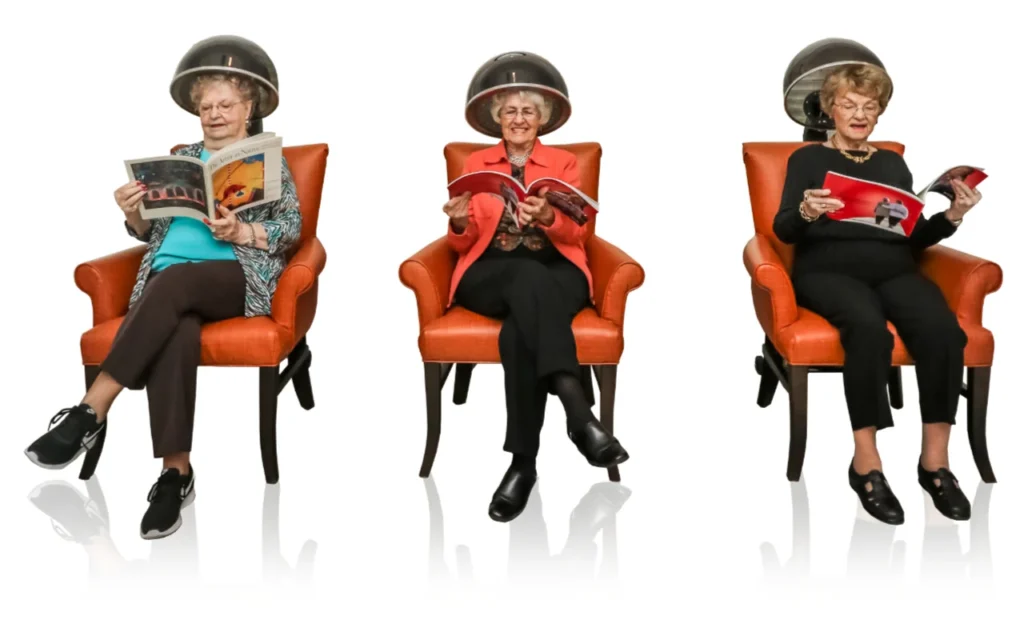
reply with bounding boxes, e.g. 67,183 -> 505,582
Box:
490,89 -> 553,125
189,73 -> 257,110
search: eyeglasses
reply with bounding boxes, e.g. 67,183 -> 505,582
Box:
835,102 -> 880,117
198,100 -> 246,117
500,107 -> 539,120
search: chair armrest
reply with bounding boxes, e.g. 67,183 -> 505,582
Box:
587,235 -> 645,327
918,245 -> 1002,325
399,237 -> 457,331
271,236 -> 327,334
74,246 -> 147,326
743,234 -> 798,336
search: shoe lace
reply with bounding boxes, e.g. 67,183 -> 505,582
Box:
147,472 -> 181,504
47,406 -> 85,432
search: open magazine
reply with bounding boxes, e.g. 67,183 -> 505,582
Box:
124,132 -> 283,221
821,171 -> 924,237
448,170 -> 597,229
916,165 -> 988,200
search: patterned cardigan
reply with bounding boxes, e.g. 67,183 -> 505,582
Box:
125,141 -> 302,317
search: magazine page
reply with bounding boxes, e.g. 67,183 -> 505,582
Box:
205,134 -> 283,218
527,177 -> 598,227
821,171 -> 924,237
447,170 -> 527,201
916,165 -> 988,200
124,155 -> 210,221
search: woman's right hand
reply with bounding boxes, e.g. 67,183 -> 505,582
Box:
443,191 -> 472,231
800,188 -> 844,220
115,181 -> 148,218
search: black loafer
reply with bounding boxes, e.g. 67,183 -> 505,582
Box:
918,461 -> 971,521
849,463 -> 904,525
488,467 -> 537,523
567,420 -> 629,468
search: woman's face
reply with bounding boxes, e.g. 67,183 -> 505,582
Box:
831,89 -> 881,142
499,93 -> 541,147
197,81 -> 251,144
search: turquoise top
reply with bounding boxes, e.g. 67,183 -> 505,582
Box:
151,148 -> 238,272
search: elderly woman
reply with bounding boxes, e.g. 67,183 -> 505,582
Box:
774,64 -> 982,525
444,88 -> 629,523
24,71 -> 301,540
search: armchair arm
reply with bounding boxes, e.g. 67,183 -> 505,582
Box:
398,237 -> 457,331
743,234 -> 798,337
271,236 -> 327,334
74,246 -> 147,326
587,235 -> 645,327
918,245 -> 1002,325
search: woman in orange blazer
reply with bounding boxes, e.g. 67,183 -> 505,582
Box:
443,88 -> 629,523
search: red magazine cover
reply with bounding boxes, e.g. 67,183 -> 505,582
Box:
821,172 -> 924,237
917,165 -> 988,200
447,170 -> 597,228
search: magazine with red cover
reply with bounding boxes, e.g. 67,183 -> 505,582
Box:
821,171 -> 924,237
447,170 -> 597,229
916,165 -> 988,200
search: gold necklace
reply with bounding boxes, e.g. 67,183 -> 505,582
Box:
829,136 -> 876,163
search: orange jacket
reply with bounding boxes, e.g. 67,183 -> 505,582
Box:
446,139 -> 593,307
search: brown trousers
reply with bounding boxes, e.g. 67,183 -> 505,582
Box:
101,261 -> 246,457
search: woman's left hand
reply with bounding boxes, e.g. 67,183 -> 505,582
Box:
518,187 -> 554,227
206,204 -> 246,243
946,179 -> 982,222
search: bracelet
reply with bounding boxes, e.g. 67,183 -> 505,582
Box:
247,222 -> 257,247
799,201 -> 815,222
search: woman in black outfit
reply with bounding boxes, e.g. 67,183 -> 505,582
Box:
774,64 -> 983,525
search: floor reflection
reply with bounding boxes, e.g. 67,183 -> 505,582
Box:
425,478 -> 631,584
27,477 -> 316,585
761,479 -> 993,582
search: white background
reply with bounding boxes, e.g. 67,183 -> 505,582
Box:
1,0 -> 1020,636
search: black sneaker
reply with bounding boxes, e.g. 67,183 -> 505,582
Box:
25,405 -> 106,469
140,466 -> 195,540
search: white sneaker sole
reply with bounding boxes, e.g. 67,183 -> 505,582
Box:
140,489 -> 196,540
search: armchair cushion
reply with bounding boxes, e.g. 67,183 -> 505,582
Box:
74,246 -> 146,326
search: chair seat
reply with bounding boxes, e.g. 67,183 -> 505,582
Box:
775,308 -> 995,367
81,316 -> 295,368
419,306 -> 623,364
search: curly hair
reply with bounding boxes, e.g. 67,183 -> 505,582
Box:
819,64 -> 892,115
489,89 -> 553,125
189,73 -> 257,112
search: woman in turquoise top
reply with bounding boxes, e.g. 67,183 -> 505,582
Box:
24,67 -> 301,541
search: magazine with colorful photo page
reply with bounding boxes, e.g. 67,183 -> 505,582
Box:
447,170 -> 597,229
124,132 -> 283,221
916,165 -> 988,200
821,171 -> 924,237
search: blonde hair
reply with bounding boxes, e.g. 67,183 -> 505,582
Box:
189,74 -> 257,112
490,89 -> 553,125
819,64 -> 892,115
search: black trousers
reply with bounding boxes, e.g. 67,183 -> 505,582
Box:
101,261 -> 247,457
455,256 -> 590,455
793,269 -> 966,431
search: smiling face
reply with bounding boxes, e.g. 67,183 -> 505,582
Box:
196,80 -> 252,148
831,89 -> 881,143
498,92 -> 542,147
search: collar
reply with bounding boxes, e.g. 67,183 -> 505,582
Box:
176,141 -> 205,158
481,138 -> 550,168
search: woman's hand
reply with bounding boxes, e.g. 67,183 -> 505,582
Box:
443,191 -> 472,231
206,204 -> 248,243
800,188 -> 844,220
945,179 -> 982,222
115,181 -> 148,218
518,187 -> 554,227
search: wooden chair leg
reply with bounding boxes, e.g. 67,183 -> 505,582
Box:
290,338 -> 315,410
887,366 -> 903,409
966,367 -> 996,483
787,366 -> 809,482
259,366 -> 280,484
452,363 -> 475,405
79,365 -> 105,480
421,363 -> 443,478
581,365 -> 596,407
597,364 -> 621,482
755,355 -> 779,408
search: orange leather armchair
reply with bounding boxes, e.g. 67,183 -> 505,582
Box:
73,144 -> 329,484
400,142 -> 645,481
742,142 -> 1002,482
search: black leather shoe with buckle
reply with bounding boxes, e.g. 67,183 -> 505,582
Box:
849,463 -> 904,525
918,461 -> 971,521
